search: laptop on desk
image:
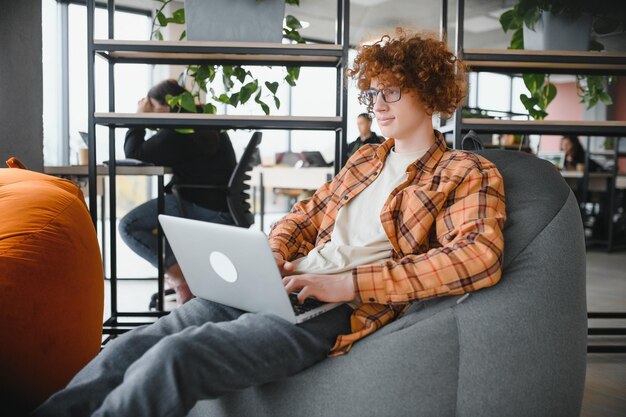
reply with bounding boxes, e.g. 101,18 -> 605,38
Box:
301,151 -> 333,167
158,215 -> 342,323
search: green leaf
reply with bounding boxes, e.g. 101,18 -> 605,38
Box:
180,92 -> 197,113
523,73 -> 543,93
203,103 -> 217,114
175,128 -> 194,134
259,100 -> 270,115
284,30 -> 303,42
154,30 -> 164,41
273,95 -> 281,109
545,82 -> 557,105
239,81 -> 259,104
509,28 -> 524,50
599,92 -> 613,105
285,15 -> 302,30
265,81 -> 279,95
285,74 -> 296,86
165,93 -> 179,109
519,93 -> 536,110
222,73 -> 234,90
218,94 -> 230,104
171,8 -> 185,24
518,4 -> 541,31
157,11 -> 167,27
499,9 -> 517,32
222,66 -> 233,77
233,66 -> 248,84
179,30 -> 186,41
229,92 -> 240,106
287,66 -> 300,80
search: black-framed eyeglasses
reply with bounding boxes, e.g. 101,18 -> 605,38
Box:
358,87 -> 402,107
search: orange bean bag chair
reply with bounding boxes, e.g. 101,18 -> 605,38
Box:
0,158 -> 104,414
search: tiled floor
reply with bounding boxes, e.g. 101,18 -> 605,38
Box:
101,216 -> 626,416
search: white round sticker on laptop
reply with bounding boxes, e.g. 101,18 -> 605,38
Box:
209,251 -> 238,283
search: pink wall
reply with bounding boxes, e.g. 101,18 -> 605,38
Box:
540,81 -> 585,151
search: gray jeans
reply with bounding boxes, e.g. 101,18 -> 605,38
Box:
32,299 -> 353,417
119,195 -> 235,270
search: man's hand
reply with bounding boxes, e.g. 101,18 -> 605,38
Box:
282,272 -> 355,304
137,97 -> 153,113
273,254 -> 295,277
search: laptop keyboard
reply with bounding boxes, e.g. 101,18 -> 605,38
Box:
289,293 -> 325,316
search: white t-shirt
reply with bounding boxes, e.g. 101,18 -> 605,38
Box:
292,146 -> 430,275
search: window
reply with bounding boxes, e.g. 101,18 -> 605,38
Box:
42,0 -> 152,166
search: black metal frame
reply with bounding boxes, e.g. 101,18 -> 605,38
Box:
93,114 -> 343,131
87,0 -> 350,343
450,0 -> 625,354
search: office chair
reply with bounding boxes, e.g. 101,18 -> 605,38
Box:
172,131 -> 262,229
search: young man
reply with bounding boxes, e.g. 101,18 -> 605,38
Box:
346,112 -> 382,158
33,29 -> 505,417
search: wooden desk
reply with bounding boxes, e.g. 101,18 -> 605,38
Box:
560,171 -> 613,192
44,164 -> 173,176
248,166 -> 334,230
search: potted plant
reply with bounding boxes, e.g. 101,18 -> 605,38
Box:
499,0 -> 621,119
151,0 -> 305,116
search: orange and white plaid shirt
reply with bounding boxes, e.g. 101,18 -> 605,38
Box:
268,132 -> 506,356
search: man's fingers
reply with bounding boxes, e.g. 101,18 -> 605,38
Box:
297,286 -> 314,304
283,276 -> 303,293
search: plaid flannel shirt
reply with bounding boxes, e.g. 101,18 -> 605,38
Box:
268,132 -> 506,356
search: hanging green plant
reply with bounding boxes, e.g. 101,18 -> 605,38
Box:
499,0 -> 619,119
151,0 -> 305,116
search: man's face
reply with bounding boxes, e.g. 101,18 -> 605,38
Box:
357,116 -> 372,136
369,77 -> 429,141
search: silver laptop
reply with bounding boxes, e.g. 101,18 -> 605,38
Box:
158,215 -> 342,324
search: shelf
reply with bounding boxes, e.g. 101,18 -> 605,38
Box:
94,113 -> 343,131
460,119 -> 626,136
462,49 -> 626,75
44,165 -> 173,176
94,39 -> 344,67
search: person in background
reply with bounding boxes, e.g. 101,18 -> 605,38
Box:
347,113 -> 383,157
561,135 -> 600,172
119,79 -> 237,306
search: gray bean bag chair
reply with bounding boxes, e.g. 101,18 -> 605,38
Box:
188,149 -> 587,417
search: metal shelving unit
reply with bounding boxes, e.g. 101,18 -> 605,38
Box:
462,48 -> 626,76
447,0 -> 626,353
86,0 -> 350,343
93,113 -> 343,130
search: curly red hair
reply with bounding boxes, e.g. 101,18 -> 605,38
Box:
348,28 -> 467,118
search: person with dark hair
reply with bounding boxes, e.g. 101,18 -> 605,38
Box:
34,30 -> 505,417
561,135 -> 586,171
346,112 -> 383,158
561,135 -> 603,172
119,79 -> 237,305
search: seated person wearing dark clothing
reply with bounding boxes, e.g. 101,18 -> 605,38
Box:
561,135 -> 602,172
347,112 -> 383,158
119,79 -> 236,305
